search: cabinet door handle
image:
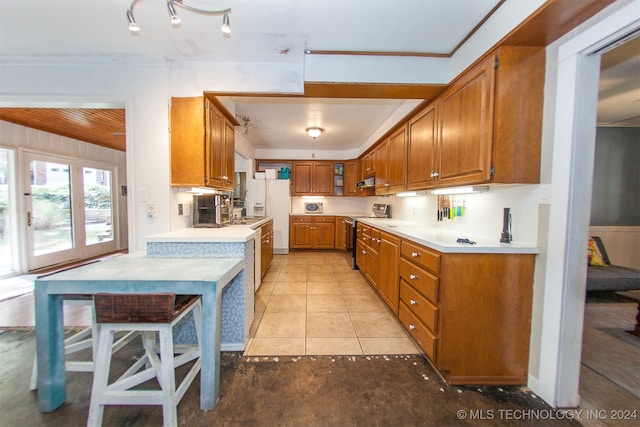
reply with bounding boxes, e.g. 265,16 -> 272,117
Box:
377,239 -> 381,243
411,252 -> 420,257
362,250 -> 367,255
27,211 -> 33,227
410,274 -> 417,280
410,299 -> 417,305
409,324 -> 416,330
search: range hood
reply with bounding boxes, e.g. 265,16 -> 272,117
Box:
356,176 -> 375,188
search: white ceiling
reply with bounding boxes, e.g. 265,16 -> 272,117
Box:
224,97 -> 420,151
0,0 -> 503,61
0,1 -> 637,153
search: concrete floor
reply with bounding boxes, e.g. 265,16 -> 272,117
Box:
0,256 -> 637,426
0,328 -> 579,427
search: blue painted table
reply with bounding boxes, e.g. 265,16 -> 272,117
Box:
34,252 -> 243,413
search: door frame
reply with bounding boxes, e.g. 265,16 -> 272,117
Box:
533,2 -> 640,407
20,148 -> 120,271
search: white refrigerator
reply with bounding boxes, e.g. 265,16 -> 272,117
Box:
246,179 -> 291,254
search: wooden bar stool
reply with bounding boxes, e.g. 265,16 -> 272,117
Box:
88,293 -> 202,427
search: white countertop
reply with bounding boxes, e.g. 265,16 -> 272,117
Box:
356,218 -> 539,254
290,212 -> 371,217
145,217 -> 272,243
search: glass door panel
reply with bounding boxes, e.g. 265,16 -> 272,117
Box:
24,153 -> 79,270
0,148 -> 16,277
30,160 -> 74,255
83,167 -> 113,246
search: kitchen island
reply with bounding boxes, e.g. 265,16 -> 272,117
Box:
34,253 -> 243,412
145,218 -> 272,350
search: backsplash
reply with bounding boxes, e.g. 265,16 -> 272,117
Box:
369,184 -> 542,246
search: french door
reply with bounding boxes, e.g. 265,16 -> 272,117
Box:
23,152 -> 118,271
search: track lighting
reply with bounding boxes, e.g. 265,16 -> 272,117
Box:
126,0 -> 231,35
127,9 -> 140,32
221,13 -> 231,34
166,1 -> 181,24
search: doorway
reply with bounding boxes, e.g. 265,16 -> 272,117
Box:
23,151 -> 118,271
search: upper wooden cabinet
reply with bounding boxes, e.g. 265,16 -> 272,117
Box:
384,45 -> 545,191
386,127 -> 407,194
407,103 -> 438,190
170,97 -> 236,190
360,151 -> 376,180
343,160 -> 359,197
292,161 -> 333,196
436,46 -> 544,187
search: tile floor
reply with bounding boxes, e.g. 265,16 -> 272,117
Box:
245,251 -> 420,356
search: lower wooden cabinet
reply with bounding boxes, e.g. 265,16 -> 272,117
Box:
289,216 -> 335,249
335,216 -> 347,250
377,231 -> 400,314
260,220 -> 274,278
357,224 -> 535,386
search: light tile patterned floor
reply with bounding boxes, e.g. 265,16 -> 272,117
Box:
245,251 -> 420,356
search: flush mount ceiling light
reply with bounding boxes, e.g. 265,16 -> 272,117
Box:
306,127 -> 323,139
126,0 -> 231,35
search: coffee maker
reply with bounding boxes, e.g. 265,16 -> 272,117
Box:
193,194 -> 231,227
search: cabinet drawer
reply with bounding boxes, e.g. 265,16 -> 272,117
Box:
401,240 -> 440,274
261,221 -> 273,233
400,280 -> 438,333
290,216 -> 312,223
312,216 -> 335,223
399,301 -> 437,362
399,258 -> 439,304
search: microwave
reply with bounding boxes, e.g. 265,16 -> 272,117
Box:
304,202 -> 323,214
193,194 -> 231,227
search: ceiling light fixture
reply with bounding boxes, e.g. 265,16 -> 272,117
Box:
126,0 -> 231,35
306,127 -> 323,139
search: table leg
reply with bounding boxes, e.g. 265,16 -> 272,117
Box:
199,287 -> 221,410
34,289 -> 66,412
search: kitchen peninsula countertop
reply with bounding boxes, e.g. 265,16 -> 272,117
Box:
145,217 -> 272,243
356,218 -> 539,254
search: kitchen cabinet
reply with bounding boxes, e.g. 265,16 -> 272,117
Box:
335,216 -> 347,250
374,139 -> 389,193
260,220 -> 274,278
205,103 -> 235,190
343,160 -> 358,196
397,238 -> 534,385
170,97 -> 236,190
360,151 -> 375,180
289,216 -> 335,249
407,103 -> 438,190
356,222 -> 379,288
377,231 -> 400,314
376,127 -> 406,195
292,161 -> 333,196
435,46 -> 544,187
